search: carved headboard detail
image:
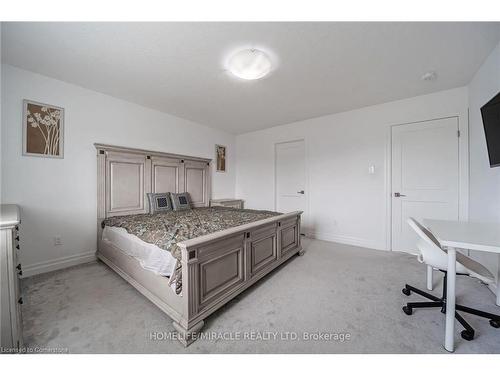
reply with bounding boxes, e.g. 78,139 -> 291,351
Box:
95,143 -> 211,220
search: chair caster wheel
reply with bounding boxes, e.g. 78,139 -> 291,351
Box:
402,306 -> 412,315
402,288 -> 411,296
490,320 -> 500,328
461,330 -> 474,341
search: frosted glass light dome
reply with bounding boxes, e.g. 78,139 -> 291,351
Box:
227,49 -> 272,80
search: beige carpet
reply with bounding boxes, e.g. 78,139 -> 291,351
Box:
21,238 -> 500,353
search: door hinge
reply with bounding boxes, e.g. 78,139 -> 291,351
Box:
457,130 -> 461,138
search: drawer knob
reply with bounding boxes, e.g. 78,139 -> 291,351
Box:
18,297 -> 23,305
16,263 -> 22,270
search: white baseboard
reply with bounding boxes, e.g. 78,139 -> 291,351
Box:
21,251 -> 97,278
307,231 -> 387,251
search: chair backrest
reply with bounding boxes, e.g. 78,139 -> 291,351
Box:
406,217 -> 449,270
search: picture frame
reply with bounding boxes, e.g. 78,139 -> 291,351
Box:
215,144 -> 226,172
22,99 -> 65,158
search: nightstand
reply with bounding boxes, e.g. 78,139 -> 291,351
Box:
210,199 -> 244,209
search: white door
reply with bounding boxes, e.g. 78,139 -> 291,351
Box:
275,140 -> 307,233
391,117 -> 459,252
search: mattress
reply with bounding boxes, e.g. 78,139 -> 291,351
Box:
102,226 -> 177,277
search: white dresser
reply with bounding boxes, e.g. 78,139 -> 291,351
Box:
209,199 -> 244,209
0,205 -> 23,351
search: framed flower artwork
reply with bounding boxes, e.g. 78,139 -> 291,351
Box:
215,144 -> 226,172
23,100 -> 64,158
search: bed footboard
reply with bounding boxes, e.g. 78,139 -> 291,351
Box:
175,211 -> 302,346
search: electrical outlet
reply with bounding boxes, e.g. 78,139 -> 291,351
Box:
54,236 -> 62,246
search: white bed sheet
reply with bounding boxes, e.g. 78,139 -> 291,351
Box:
102,226 -> 178,277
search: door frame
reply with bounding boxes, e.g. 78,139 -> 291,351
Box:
386,116 -> 469,251
274,138 -> 309,235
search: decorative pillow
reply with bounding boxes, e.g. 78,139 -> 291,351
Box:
147,193 -> 173,214
170,192 -> 192,211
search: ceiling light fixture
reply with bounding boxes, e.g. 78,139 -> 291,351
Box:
227,49 -> 272,80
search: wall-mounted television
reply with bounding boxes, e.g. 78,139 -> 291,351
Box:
481,91 -> 500,168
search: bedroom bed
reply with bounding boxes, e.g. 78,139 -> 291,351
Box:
95,144 -> 303,346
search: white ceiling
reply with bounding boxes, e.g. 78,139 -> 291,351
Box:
2,22 -> 500,134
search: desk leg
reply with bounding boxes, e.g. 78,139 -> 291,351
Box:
427,265 -> 433,291
445,247 -> 456,352
497,255 -> 500,307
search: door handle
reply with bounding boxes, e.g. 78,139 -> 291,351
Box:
394,192 -> 406,197
297,190 -> 305,194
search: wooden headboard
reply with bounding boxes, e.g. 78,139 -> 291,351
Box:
95,144 -> 211,220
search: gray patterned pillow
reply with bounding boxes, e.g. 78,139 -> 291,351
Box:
147,193 -> 173,214
170,192 -> 192,211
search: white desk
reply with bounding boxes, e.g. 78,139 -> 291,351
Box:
424,219 -> 500,352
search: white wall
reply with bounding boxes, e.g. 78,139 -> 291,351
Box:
468,42 -> 500,224
1,64 -> 236,276
235,87 -> 469,251
2,42 -> 497,280
467,41 -> 500,286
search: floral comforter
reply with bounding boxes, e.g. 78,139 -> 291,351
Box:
103,207 -> 280,294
